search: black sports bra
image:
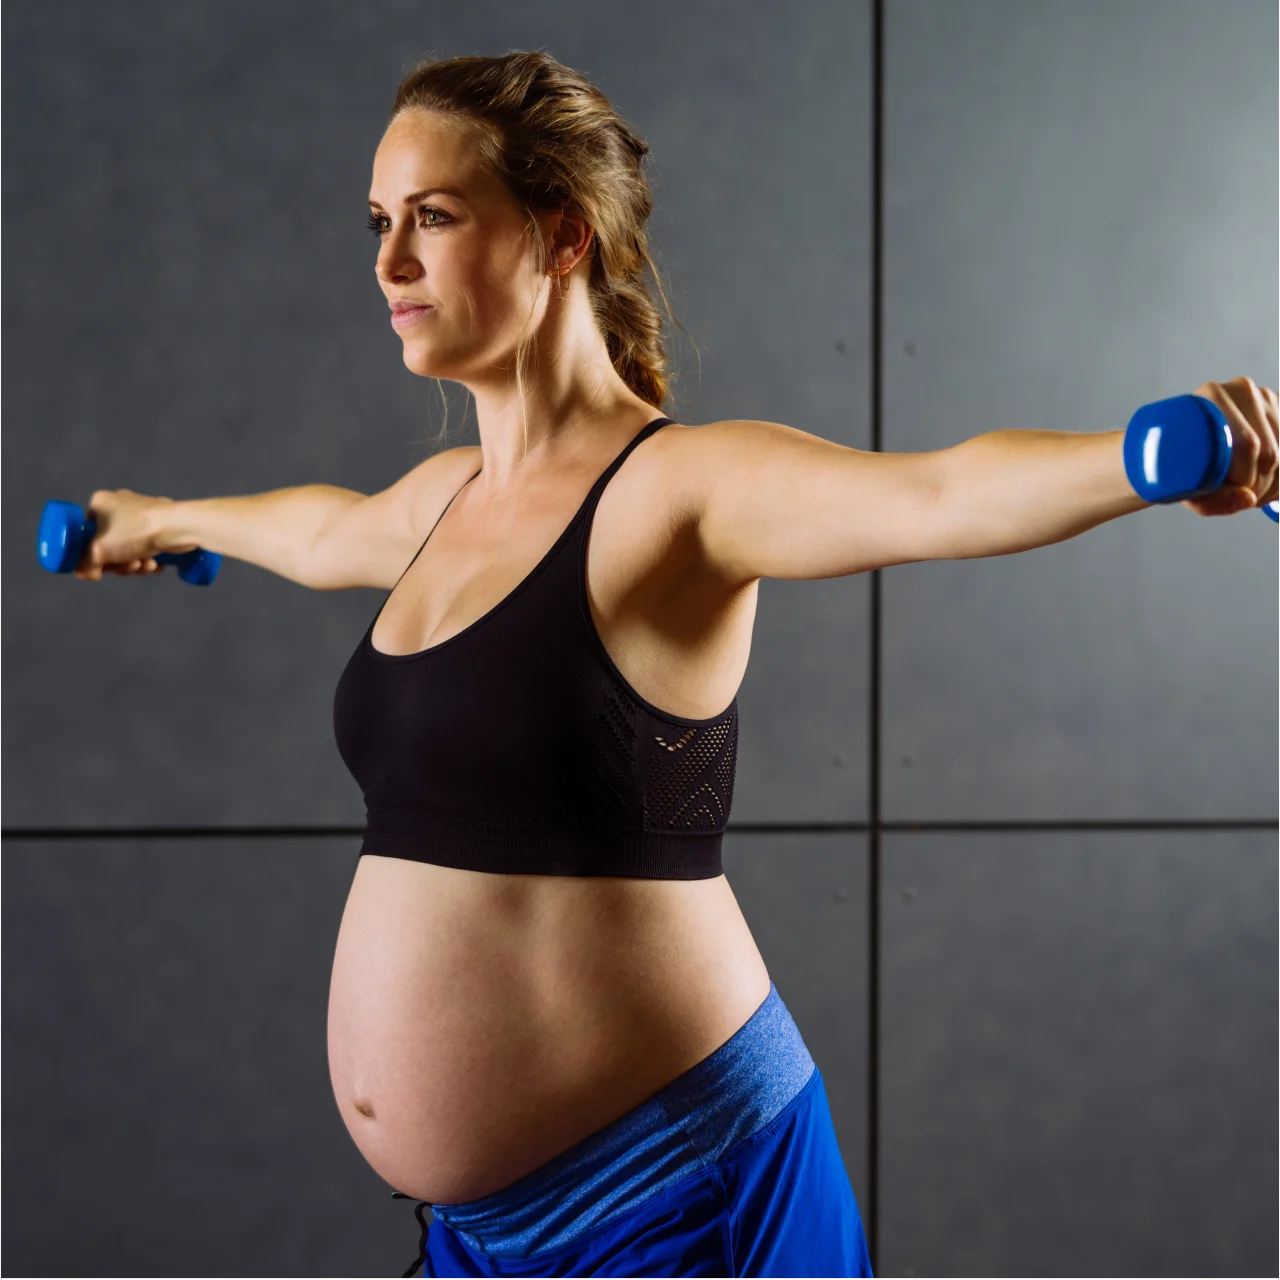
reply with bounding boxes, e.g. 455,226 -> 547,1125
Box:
332,417 -> 738,879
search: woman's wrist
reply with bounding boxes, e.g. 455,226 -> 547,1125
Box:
146,495 -> 198,554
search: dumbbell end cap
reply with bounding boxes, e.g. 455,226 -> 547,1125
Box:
37,499 -> 86,573
1124,395 -> 1232,504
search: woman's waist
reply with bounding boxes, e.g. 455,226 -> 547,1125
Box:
339,849 -> 760,965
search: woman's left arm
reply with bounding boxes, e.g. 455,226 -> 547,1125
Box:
685,376 -> 1277,584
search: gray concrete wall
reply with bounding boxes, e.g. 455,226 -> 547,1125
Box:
3,0 -> 868,830
3,0 -> 1275,1275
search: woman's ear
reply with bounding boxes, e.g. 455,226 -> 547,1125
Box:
547,207 -> 594,275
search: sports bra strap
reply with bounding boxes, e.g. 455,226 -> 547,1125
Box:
390,466 -> 481,595
580,416 -> 675,510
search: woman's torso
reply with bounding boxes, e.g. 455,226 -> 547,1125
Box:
326,414 -> 771,1204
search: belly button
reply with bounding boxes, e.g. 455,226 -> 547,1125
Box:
353,1098 -> 376,1119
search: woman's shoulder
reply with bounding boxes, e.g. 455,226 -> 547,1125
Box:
649,416 -> 805,459
408,443 -> 483,510
614,416 -> 792,538
642,416 -> 807,491
421,442 -> 484,478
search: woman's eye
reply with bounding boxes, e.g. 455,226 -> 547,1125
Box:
418,205 -> 451,228
366,212 -> 389,236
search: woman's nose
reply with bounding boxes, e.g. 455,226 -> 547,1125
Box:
375,239 -> 421,285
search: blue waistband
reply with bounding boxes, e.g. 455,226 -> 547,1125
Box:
430,981 -> 815,1260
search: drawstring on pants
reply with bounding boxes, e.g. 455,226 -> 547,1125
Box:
391,1191 -> 431,1277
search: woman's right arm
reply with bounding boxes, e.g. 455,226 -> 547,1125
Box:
80,446 -> 480,591
149,485 -> 365,589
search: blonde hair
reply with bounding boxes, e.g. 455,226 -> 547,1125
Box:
389,50 -> 696,452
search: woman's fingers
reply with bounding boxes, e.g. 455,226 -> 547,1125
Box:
1193,376 -> 1279,504
1253,384 -> 1279,504
72,555 -> 164,579
1206,380 -> 1259,495
1182,485 -> 1257,517
97,558 -> 166,576
1224,377 -> 1279,501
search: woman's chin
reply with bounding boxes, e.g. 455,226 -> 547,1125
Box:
400,345 -> 448,379
401,343 -> 489,383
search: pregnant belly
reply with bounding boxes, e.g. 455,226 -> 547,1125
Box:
326,854 -> 771,1205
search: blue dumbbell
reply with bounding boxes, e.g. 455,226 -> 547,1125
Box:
37,499 -> 222,585
1125,394 -> 1279,522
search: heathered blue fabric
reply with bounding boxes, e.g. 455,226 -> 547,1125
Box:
429,982 -> 813,1260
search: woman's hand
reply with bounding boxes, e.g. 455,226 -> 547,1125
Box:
74,489 -> 182,582
1182,376 -> 1278,517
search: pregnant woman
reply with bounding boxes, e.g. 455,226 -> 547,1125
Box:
76,50 -> 1276,1279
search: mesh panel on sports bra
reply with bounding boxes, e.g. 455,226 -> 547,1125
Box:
646,717 -> 739,830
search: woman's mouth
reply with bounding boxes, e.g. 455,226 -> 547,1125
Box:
391,304 -> 434,330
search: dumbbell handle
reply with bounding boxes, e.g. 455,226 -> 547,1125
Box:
1125,394 -> 1279,522
36,499 -> 222,585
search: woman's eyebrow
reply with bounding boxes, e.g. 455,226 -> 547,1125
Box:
367,186 -> 468,208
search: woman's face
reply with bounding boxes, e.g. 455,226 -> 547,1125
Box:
368,109 -> 548,380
